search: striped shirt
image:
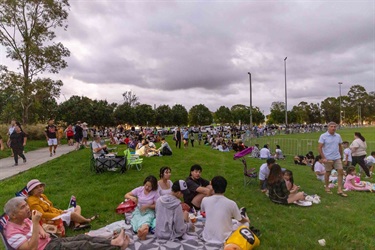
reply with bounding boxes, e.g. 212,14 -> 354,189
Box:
4,218 -> 50,250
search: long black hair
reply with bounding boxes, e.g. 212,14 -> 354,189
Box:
312,155 -> 322,172
354,132 -> 365,142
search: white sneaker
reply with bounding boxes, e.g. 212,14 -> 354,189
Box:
312,196 -> 321,204
305,195 -> 314,202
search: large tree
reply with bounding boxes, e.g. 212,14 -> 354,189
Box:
214,106 -> 232,124
171,104 -> 188,126
188,104 -> 213,126
0,0 -> 70,124
267,102 -> 285,124
155,105 -> 172,127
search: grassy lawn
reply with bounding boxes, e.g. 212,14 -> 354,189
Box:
1,127 -> 375,249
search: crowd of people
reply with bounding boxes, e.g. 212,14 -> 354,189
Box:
2,120 -> 375,249
257,122 -> 375,204
2,165 -> 259,250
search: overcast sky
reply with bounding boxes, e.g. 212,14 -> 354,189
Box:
2,0 -> 375,114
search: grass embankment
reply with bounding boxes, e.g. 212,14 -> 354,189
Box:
0,127 -> 374,249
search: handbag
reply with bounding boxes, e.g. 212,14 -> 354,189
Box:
116,199 -> 136,214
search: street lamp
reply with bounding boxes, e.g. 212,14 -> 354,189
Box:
338,82 -> 343,126
248,72 -> 253,131
284,57 -> 288,126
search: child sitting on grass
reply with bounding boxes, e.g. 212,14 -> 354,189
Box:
344,166 -> 372,192
312,155 -> 325,181
283,170 -> 300,193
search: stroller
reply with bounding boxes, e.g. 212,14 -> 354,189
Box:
234,147 -> 258,186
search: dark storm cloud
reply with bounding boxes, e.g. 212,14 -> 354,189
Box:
52,0 -> 374,112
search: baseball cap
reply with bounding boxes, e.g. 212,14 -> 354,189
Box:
172,180 -> 190,195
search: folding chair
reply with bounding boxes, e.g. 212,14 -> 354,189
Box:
234,147 -> 258,186
124,149 -> 143,171
0,213 -> 14,250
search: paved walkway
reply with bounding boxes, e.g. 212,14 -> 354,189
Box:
0,144 -> 77,181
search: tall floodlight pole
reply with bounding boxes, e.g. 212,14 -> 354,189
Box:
248,72 -> 253,131
338,82 -> 343,126
284,57 -> 288,126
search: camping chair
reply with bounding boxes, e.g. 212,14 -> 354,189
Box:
124,149 -> 143,171
234,147 -> 258,186
0,213 -> 14,250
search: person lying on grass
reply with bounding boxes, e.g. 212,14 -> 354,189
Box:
344,166 -> 372,192
4,197 -> 129,250
26,179 -> 98,231
124,175 -> 159,240
267,164 -> 306,204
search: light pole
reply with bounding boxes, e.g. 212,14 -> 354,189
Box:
248,72 -> 253,131
284,57 -> 288,126
338,82 -> 343,126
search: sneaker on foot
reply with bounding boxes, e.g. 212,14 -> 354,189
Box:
53,150 -> 56,154
14,163 -> 18,166
50,153 -> 53,157
23,158 -> 27,163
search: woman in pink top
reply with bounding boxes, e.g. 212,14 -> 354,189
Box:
124,175 -> 159,240
344,166 -> 371,191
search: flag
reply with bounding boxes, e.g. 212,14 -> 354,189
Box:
15,186 -> 28,197
0,213 -> 9,229
68,195 -> 76,208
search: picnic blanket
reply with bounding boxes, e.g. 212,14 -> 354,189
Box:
87,219 -> 224,250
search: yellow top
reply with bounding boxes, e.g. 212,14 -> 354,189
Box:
27,194 -> 64,220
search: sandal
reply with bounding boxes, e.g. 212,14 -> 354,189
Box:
325,189 -> 333,194
90,214 -> 99,222
337,192 -> 348,197
73,224 -> 91,231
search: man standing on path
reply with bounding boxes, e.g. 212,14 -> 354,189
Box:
318,122 -> 347,197
7,119 -> 16,156
44,119 -> 58,157
74,121 -> 83,150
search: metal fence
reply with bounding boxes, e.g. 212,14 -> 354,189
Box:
243,137 -> 375,156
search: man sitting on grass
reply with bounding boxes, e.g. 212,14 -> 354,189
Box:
3,197 -> 129,250
184,164 -> 213,209
259,158 -> 276,192
201,176 -> 250,245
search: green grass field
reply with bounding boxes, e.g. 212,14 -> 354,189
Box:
1,127 -> 375,249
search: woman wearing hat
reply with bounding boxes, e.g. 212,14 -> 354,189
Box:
26,179 -> 98,231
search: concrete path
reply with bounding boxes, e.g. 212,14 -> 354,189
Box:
0,144 -> 77,181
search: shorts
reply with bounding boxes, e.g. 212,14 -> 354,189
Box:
324,159 -> 343,171
47,138 -> 57,146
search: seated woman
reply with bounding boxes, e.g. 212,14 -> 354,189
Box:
267,164 -> 306,204
305,151 -> 315,166
274,145 -> 285,160
344,166 -> 372,192
251,144 -> 260,158
124,175 -> 159,240
136,139 -> 159,156
312,155 -> 325,181
158,166 -> 173,196
26,179 -> 97,231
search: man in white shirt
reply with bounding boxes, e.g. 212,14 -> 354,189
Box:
258,158 -> 276,191
201,176 -> 249,245
259,144 -> 271,159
